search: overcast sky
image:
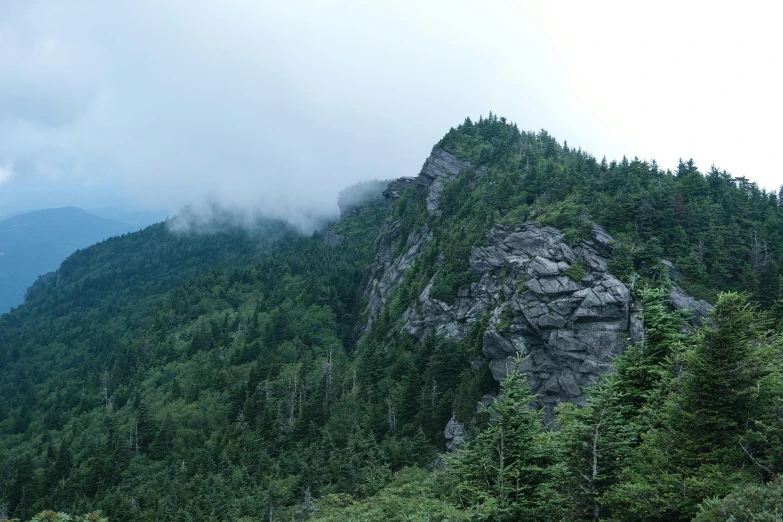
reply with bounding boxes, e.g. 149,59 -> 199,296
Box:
0,1 -> 781,223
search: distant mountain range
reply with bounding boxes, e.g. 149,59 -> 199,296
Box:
0,206 -> 166,313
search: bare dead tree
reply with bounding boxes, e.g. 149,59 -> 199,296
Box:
695,236 -> 707,266
127,422 -> 140,453
288,374 -> 297,427
101,370 -> 111,409
324,348 -> 334,389
750,230 -> 770,275
387,396 -> 396,431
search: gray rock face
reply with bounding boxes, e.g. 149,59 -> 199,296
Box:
444,415 -> 466,451
670,285 -> 712,326
364,221 -> 633,419
362,149 -> 712,423
383,177 -> 417,201
662,259 -> 684,281
400,224 -> 632,418
417,148 -> 485,212
362,148 -> 471,333
363,220 -> 433,335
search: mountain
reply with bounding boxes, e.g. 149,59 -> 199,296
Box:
1,117 -> 782,521
0,207 -> 149,314
85,207 -> 169,227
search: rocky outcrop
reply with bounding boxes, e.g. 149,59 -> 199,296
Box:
363,149 -> 476,332
361,147 -> 712,422
417,148 -> 486,212
400,223 -> 631,418
383,177 -> 417,201
670,285 -> 711,326
363,222 -> 433,334
444,415 -> 466,452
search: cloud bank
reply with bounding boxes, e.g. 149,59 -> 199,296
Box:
0,1 -> 780,223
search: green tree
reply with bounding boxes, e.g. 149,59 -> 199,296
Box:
605,293 -> 783,521
553,286 -> 687,520
445,356 -> 559,519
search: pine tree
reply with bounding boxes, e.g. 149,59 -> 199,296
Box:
9,455 -> 36,520
45,439 -> 72,492
605,292 -> 782,521
675,293 -> 773,460
445,356 -> 557,519
554,286 -> 686,520
555,379 -> 637,520
132,397 -> 156,454
773,277 -> 783,327
150,413 -> 176,460
614,287 -> 687,418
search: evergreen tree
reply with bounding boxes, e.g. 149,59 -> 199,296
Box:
554,286 -> 687,520
554,379 -> 637,520
150,413 -> 176,460
605,293 -> 783,521
446,356 -> 558,519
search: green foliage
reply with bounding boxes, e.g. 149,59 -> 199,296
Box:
550,286 -> 688,520
428,269 -> 474,304
497,306 -> 514,331
614,287 -> 688,417
436,117 -> 783,310
0,203 -> 390,521
311,468 -> 469,522
603,293 -> 783,521
694,480 -> 783,521
554,381 -> 638,521
390,186 -> 428,259
534,195 -> 594,245
444,356 -> 561,519
562,258 -> 586,282
5,511 -> 108,522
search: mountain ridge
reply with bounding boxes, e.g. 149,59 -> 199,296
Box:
1,117 -> 782,520
361,145 -> 713,420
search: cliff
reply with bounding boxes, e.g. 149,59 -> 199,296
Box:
362,148 -> 711,420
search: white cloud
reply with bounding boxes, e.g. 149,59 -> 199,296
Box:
0,161 -> 13,187
0,0 -> 780,219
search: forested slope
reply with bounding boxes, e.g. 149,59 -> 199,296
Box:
1,116 -> 782,521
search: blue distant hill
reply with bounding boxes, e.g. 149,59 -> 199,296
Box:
0,207 -> 152,313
